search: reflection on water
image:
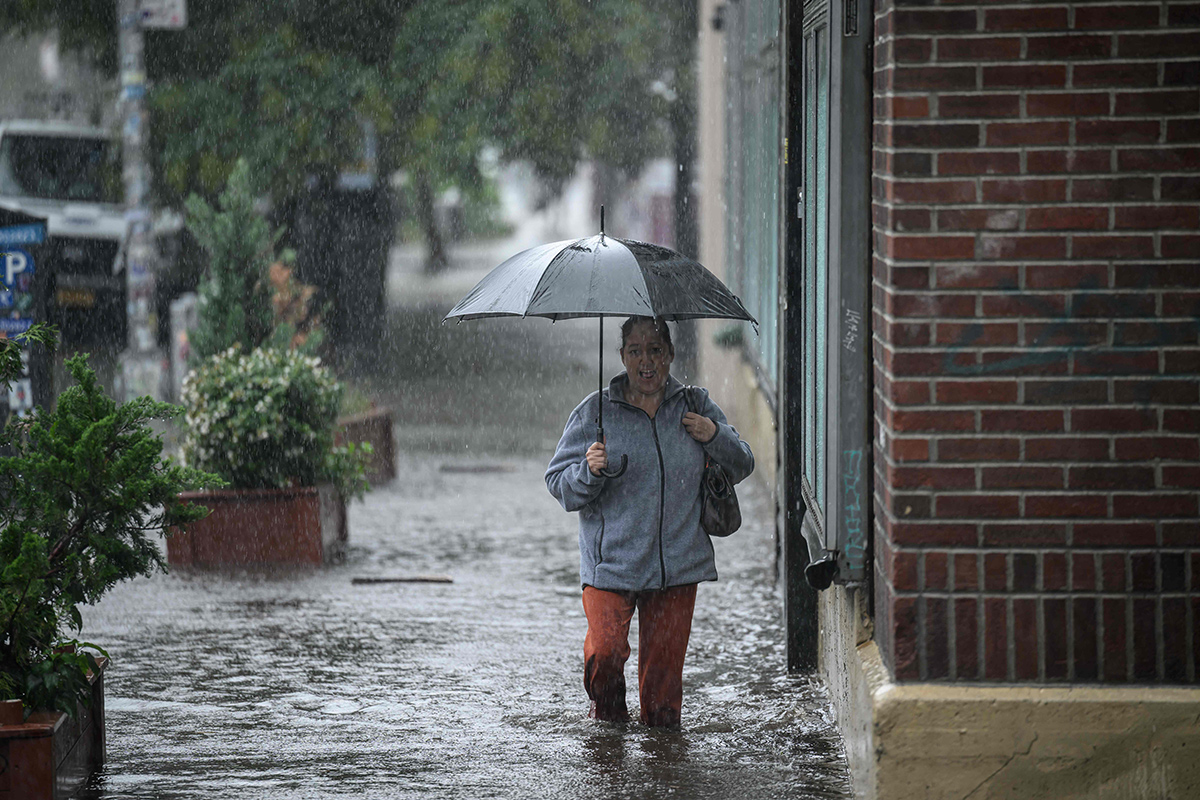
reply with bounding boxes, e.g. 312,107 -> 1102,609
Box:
79,456 -> 850,799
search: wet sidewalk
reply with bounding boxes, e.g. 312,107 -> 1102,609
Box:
78,240 -> 852,799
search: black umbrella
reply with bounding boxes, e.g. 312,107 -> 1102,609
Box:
445,208 -> 756,477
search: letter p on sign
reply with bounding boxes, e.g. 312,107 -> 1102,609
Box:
5,251 -> 29,286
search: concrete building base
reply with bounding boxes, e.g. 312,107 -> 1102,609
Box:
820,587 -> 1200,800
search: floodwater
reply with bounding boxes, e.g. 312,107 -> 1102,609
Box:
78,246 -> 851,799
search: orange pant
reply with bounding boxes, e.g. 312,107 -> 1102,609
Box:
581,584 -> 697,727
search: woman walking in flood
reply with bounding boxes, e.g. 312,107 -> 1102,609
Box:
545,316 -> 755,727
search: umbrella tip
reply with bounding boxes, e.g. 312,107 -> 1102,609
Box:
600,205 -> 605,236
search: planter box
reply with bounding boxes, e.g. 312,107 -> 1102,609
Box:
169,484 -> 347,567
0,659 -> 106,800
335,406 -> 396,485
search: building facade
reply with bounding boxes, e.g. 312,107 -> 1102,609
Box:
697,0 -> 1200,796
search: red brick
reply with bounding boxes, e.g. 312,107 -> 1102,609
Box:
987,121 -> 1070,147
1163,61 -> 1200,87
1163,294 -> 1200,317
983,64 -> 1067,88
888,265 -> 932,289
895,37 -> 933,63
892,549 -> 920,591
895,66 -> 979,92
1074,62 -> 1160,88
1072,235 -> 1155,259
1164,409 -> 1200,433
891,322 -> 933,348
1164,599 -> 1188,682
1131,554 -> 1156,592
1026,34 -> 1112,59
1027,149 -> 1111,176
1167,119 -> 1200,143
937,382 -> 1019,404
889,522 -> 978,547
1077,120 -> 1161,146
984,598 -> 1008,680
1163,236 -> 1200,259
1115,436 -> 1200,461
1026,264 -> 1109,290
935,264 -> 1019,289
1163,521 -> 1200,546
1044,598 -> 1068,679
1133,599 -> 1157,680
1075,4 -> 1161,30
1163,177 -> 1200,201
937,36 -> 1021,61
1027,207 -> 1109,231
954,553 -> 978,591
980,350 -> 1069,376
1102,598 -> 1127,681
983,179 -> 1067,203
890,464 -> 976,489
1113,493 -> 1199,518
1074,553 -> 1097,592
893,180 -> 978,204
926,597 -> 951,679
940,95 -> 1020,119
939,437 -> 1019,461
981,523 -> 1067,546
1114,321 -> 1200,347
1013,552 -> 1038,592
935,321 -> 1019,346
986,7 -> 1067,30
1073,408 -> 1158,432
891,350 -> 965,375
892,96 -> 931,119
890,292 -> 977,317
980,235 -> 1067,260
1072,177 -> 1155,202
1073,349 -> 1160,375
1115,205 -> 1200,230
892,123 -> 981,148
895,8 -> 979,34
1025,494 -> 1108,518
1026,379 -> 1108,405
1165,351 -> 1200,375
1119,148 -> 1200,172
981,409 -> 1064,432
1026,93 -> 1111,118
1025,437 -> 1110,461
1075,522 -> 1157,548
1013,600 -> 1038,680
925,551 -> 949,591
891,596 -> 920,680
1102,553 -> 1126,592
889,234 -> 977,261
938,150 -> 1021,175
1069,465 -> 1155,491
938,208 -> 1020,231
1169,3 -> 1200,25
955,598 -> 978,678
1044,553 -> 1067,591
1113,264 -> 1200,288
984,552 -> 1007,591
894,208 -> 933,231
1023,321 -> 1108,348
890,436 -> 931,462
938,494 -> 1020,518
1119,32 -> 1200,59
1074,598 -> 1099,680
891,151 -> 934,177
1114,378 -> 1199,404
1163,465 -> 1200,489
1115,91 -> 1200,117
983,467 -> 1064,490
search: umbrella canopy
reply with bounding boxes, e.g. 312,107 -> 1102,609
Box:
443,234 -> 757,326
445,221 -> 755,478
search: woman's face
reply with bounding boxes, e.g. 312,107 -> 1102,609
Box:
621,321 -> 674,398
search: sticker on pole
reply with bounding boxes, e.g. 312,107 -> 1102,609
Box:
140,0 -> 187,29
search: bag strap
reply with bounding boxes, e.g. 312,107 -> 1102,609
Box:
683,386 -> 713,468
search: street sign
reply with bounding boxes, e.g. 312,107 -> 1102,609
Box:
0,223 -> 45,247
139,0 -> 187,29
3,249 -> 34,287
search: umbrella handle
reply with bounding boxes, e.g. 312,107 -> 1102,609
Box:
595,427 -> 628,479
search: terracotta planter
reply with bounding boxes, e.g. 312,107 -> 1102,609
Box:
0,658 -> 106,800
335,406 -> 396,485
169,484 -> 347,567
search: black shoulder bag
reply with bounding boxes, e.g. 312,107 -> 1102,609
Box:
683,386 -> 741,537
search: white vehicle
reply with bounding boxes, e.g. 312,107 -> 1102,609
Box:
0,119 -> 124,242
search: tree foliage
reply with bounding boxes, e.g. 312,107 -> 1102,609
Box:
0,354 -> 221,713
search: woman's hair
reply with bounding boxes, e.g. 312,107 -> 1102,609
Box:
620,316 -> 674,356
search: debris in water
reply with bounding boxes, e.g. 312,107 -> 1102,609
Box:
352,575 -> 454,584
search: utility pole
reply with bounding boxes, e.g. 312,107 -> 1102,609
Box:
115,0 -> 184,400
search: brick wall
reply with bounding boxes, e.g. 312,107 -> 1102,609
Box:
871,0 -> 1200,683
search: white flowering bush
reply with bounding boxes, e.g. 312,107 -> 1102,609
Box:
182,345 -> 370,499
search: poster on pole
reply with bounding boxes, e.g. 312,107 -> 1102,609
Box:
139,0 -> 187,29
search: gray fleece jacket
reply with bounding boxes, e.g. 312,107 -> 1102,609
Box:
545,373 -> 755,592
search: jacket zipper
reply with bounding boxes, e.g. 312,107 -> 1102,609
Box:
649,415 -> 667,589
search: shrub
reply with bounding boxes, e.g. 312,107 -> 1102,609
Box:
181,345 -> 369,500
0,353 -> 221,716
